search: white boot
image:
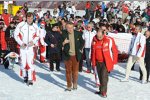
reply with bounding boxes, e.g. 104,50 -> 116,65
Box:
142,80 -> 147,84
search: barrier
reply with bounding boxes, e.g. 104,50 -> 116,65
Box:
107,33 -> 133,54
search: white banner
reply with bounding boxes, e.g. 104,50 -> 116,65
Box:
108,33 -> 133,54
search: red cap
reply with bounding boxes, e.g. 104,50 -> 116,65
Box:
41,21 -> 46,26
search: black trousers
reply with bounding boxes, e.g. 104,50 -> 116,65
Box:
49,53 -> 60,70
140,59 -> 150,81
79,57 -> 83,72
96,62 -> 108,93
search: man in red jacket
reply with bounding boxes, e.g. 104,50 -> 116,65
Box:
91,28 -> 118,98
1,9 -> 11,27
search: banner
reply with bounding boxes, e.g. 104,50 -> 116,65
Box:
108,33 -> 133,54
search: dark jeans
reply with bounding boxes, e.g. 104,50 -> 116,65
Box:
90,11 -> 94,22
96,62 -> 108,93
140,59 -> 150,81
49,53 -> 60,70
79,55 -> 83,72
85,48 -> 91,71
79,49 -> 85,72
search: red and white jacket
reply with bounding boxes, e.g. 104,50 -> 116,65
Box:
129,32 -> 146,58
39,28 -> 47,46
14,21 -> 39,48
91,35 -> 118,72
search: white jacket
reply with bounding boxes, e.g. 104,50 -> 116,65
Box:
14,21 -> 39,48
39,28 -> 47,46
129,33 -> 146,58
82,29 -> 96,48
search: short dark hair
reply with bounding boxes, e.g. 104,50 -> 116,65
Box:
66,21 -> 74,26
26,12 -> 34,18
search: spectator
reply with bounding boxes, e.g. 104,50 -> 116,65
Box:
62,22 -> 84,91
5,22 -> 18,53
45,23 -> 62,71
2,9 -> 11,27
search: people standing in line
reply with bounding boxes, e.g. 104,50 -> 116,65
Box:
62,22 -> 84,91
91,28 -> 118,98
121,25 -> 147,84
14,12 -> 39,86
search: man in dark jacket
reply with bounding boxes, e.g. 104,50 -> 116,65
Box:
62,22 -> 84,91
45,23 -> 62,71
5,22 -> 18,53
140,30 -> 150,82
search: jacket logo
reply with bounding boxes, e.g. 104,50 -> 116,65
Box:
97,46 -> 102,48
103,43 -> 108,47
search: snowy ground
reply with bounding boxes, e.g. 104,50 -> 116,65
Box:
0,61 -> 150,100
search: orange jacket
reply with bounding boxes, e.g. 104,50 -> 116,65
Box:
91,35 -> 118,72
0,30 -> 7,50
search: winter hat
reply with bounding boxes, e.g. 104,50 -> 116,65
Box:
41,21 -> 46,26
51,23 -> 59,28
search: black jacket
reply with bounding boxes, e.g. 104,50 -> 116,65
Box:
61,30 -> 84,61
44,31 -> 62,55
145,37 -> 150,60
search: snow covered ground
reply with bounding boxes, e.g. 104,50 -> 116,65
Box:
0,61 -> 150,100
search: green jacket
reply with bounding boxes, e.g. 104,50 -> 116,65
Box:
62,30 -> 85,61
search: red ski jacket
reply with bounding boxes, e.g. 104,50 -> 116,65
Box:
91,35 -> 118,72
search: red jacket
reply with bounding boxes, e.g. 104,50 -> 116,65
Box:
2,13 -> 11,27
122,4 -> 129,14
86,2 -> 91,9
0,30 -> 7,50
91,35 -> 118,72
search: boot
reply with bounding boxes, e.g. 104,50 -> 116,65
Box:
24,77 -> 28,83
65,87 -> 71,91
27,80 -> 33,86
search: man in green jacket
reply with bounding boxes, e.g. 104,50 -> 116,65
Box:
62,22 -> 84,91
